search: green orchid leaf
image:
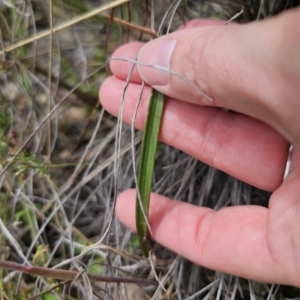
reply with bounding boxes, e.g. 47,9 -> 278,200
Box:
136,89 -> 164,256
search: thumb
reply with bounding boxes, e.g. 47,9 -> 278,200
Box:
137,9 -> 300,146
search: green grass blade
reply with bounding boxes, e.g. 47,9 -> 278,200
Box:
136,89 -> 164,256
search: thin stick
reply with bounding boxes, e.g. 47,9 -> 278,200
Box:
0,260 -> 158,287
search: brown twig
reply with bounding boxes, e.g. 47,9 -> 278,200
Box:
102,14 -> 158,38
0,260 -> 158,287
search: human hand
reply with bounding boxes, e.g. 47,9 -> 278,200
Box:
99,9 -> 300,286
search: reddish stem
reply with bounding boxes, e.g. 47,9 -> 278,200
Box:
0,260 -> 157,287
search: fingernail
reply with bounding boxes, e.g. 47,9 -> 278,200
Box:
137,38 -> 177,86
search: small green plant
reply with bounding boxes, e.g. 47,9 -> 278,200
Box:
135,89 -> 164,256
0,0 -> 299,299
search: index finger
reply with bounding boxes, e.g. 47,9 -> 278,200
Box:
100,76 -> 289,191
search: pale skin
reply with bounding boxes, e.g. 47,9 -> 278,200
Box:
99,8 -> 300,286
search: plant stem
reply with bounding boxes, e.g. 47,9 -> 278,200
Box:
0,260 -> 158,287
